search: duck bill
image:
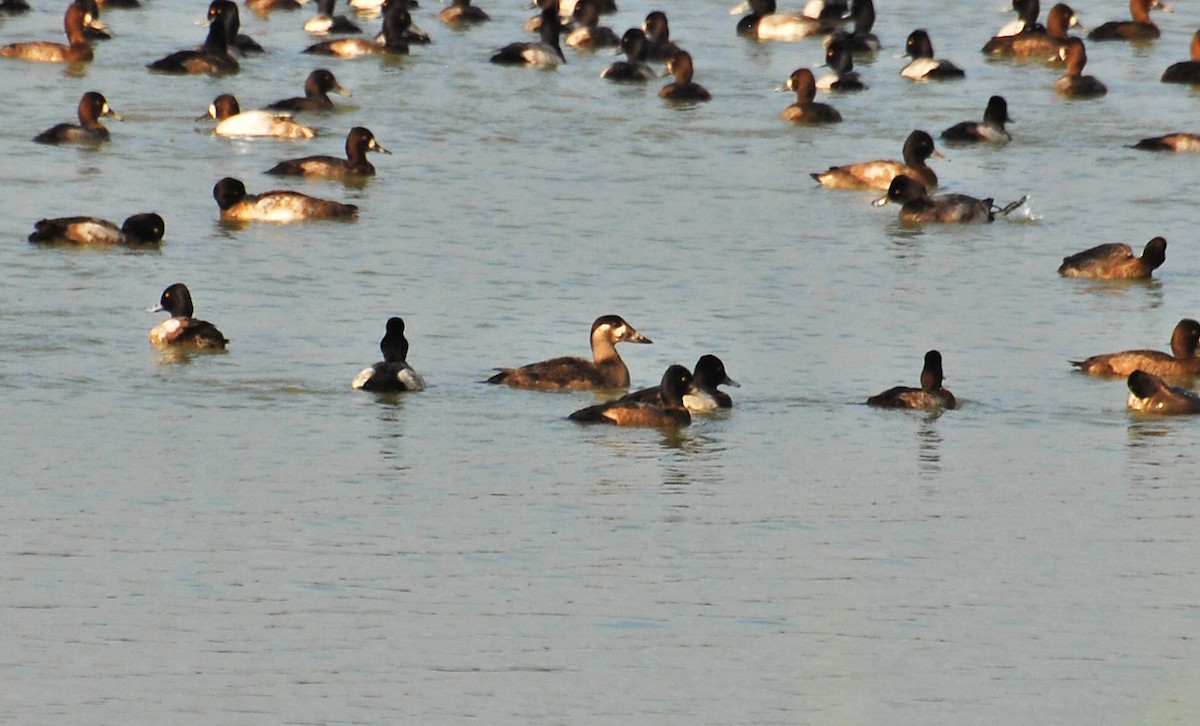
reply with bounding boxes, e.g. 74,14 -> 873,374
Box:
147,303 -> 165,313
334,85 -> 353,97
724,376 -> 741,388
871,194 -> 890,207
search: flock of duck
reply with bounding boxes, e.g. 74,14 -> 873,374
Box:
4,0 -> 1200,423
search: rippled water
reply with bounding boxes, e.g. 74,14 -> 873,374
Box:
3,0 -> 1200,722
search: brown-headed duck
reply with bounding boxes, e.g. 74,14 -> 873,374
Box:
941,96 -> 1012,143
569,365 -> 692,427
1058,237 -> 1166,279
0,2 -> 93,63
1161,30 -> 1200,82
811,130 -> 941,191
204,94 -> 317,139
439,0 -> 489,26
265,69 -> 352,113
780,68 -> 842,123
867,350 -> 956,410
212,177 -> 358,222
565,0 -> 618,49
601,28 -> 655,81
1088,0 -> 1169,41
642,11 -> 680,62
983,3 -> 1082,58
266,127 -> 388,177
660,51 -> 711,102
487,315 -> 652,390
1054,37 -> 1106,97
1127,370 -> 1200,414
34,91 -> 120,144
1072,319 -> 1200,378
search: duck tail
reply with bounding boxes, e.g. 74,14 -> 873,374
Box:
995,195 -> 1028,216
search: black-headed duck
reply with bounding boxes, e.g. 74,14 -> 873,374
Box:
983,3 -> 1081,59
303,1 -> 411,56
1161,30 -> 1200,82
780,68 -> 842,124
817,39 -> 867,91
29,213 -> 164,245
305,0 -> 362,35
205,94 -> 317,139
994,0 -> 1040,38
811,129 -> 941,191
208,0 -> 264,54
601,28 -> 655,81
867,350 -> 956,411
565,0 -> 618,49
352,317 -> 426,392
439,0 -> 488,25
659,51 -> 711,102
1088,0 -> 1169,41
266,126 -> 388,178
149,283 -> 228,349
1127,370 -> 1200,414
0,0 -> 31,14
901,29 -> 964,80
1072,319 -> 1200,378
1133,133 -> 1200,152
823,0 -> 879,53
1054,38 -> 1106,97
148,8 -> 238,75
34,91 -> 120,144
735,0 -> 828,41
266,69 -> 352,113
0,2 -> 93,63
491,4 -> 564,67
487,315 -> 651,390
642,10 -> 680,62
569,365 -> 692,427
872,175 -> 1026,224
941,96 -> 1012,143
212,177 -> 358,222
623,354 -> 740,412
1058,237 -> 1166,279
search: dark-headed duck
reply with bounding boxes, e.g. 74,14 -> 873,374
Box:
817,38 -> 867,91
734,0 -> 828,41
1161,30 -> 1200,82
1088,0 -> 1169,41
565,0 -> 618,49
205,94 -> 317,139
867,350 -> 956,410
303,1 -> 411,56
34,91 -> 120,144
569,365 -> 692,427
29,213 -> 164,245
1058,237 -> 1166,279
1133,133 -> 1200,152
1072,319 -> 1200,378
642,11 -> 681,62
824,0 -> 879,53
352,317 -> 426,392
487,315 -> 651,390
601,28 -> 655,81
1054,37 -> 1106,97
212,177 -> 358,222
266,69 -> 352,113
305,0 -> 362,35
983,3 -> 1081,58
439,0 -> 489,25
872,175 -> 1026,224
659,51 -> 711,102
941,96 -> 1012,143
623,354 -> 740,412
148,8 -> 238,74
266,126 -> 388,178
0,2 -> 93,63
1127,370 -> 1200,414
149,283 -> 228,349
901,29 -> 964,80
811,129 -> 941,191
780,68 -> 842,123
491,3 -> 564,67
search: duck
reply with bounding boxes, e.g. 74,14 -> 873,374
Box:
1133,133 -> 1200,152
601,28 -> 655,81
303,1 -> 411,56
0,1 -> 93,63
823,0 -> 879,53
1088,0 -> 1169,41
622,355 -> 740,412
1054,38 -> 1106,97
491,4 -> 564,67
487,315 -> 651,390
351,317 -> 426,392
811,130 -> 941,191
304,0 -> 362,35
780,68 -> 841,123
901,29 -> 964,80
203,95 -> 317,139
375,0 -> 430,45
207,0 -> 263,55
872,175 -> 1026,224
77,0 -> 110,42
212,177 -> 358,222
1058,237 -> 1167,279
982,3 -> 1081,58
816,38 -> 867,91
1161,30 -> 1200,82
265,69 -> 352,113
940,96 -> 1012,143
1072,319 -> 1200,378
1126,370 -> 1200,414
34,91 -> 120,144
642,10 -> 681,62
148,283 -> 228,349
569,365 -> 693,427
994,0 -> 1040,38
245,0 -> 302,17
734,0 -> 828,41
801,0 -> 848,23
266,127 -> 388,178
659,51 -> 711,102
867,350 -> 956,410
0,0 -> 31,13
28,212 -> 164,245
522,0 -> 571,36
148,9 -> 238,74
439,0 -> 488,25
564,0 -> 618,50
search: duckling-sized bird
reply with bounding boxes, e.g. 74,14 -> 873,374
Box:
622,354 -> 740,412
29,213 -> 164,245
1088,0 -> 1169,41
0,1 -> 94,63
780,68 -> 842,123
1133,133 -> 1200,152
304,0 -> 362,35
1127,370 -> 1200,414
491,3 -> 564,67
901,29 -> 964,80
1161,30 -> 1200,82
204,94 -> 317,139
148,283 -> 229,349
659,51 -> 711,102
266,126 -> 388,178
265,69 -> 352,113
811,130 -> 941,191
1054,37 -> 1106,97
940,96 -> 1012,143
352,317 -> 426,392
439,0 -> 488,25
34,91 -> 120,144
487,315 -> 652,390
212,177 -> 358,222
872,175 -> 1026,224
1072,319 -> 1200,378
867,350 -> 956,410
1058,237 -> 1166,279
569,365 -> 693,427
601,28 -> 655,81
